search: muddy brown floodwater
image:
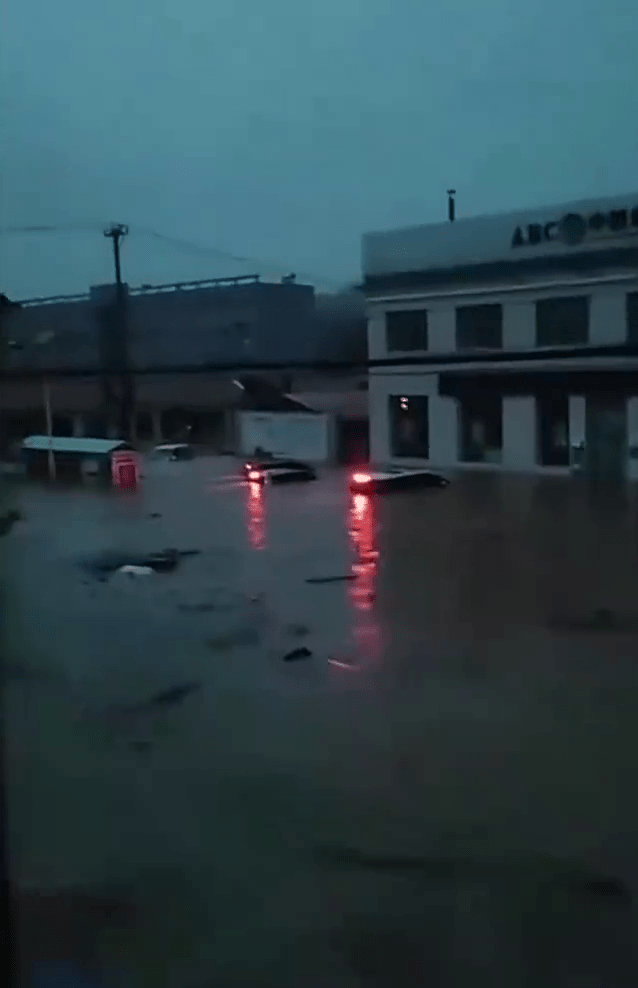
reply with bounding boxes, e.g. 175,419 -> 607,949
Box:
4,456 -> 638,986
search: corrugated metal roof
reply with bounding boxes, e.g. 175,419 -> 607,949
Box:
21,436 -> 129,455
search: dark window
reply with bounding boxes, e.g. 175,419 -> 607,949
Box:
536,296 -> 589,346
386,310 -> 428,351
459,395 -> 502,463
537,395 -> 569,466
389,395 -> 429,458
627,293 -> 638,343
455,304 -> 502,349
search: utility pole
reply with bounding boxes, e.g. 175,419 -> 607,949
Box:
103,224 -> 132,440
447,189 -> 456,223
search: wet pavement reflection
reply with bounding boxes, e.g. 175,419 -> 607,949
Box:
4,458 -> 638,986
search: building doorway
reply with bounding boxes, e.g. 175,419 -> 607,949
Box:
537,395 -> 569,467
336,417 -> 369,465
459,394 -> 502,464
585,397 -> 627,482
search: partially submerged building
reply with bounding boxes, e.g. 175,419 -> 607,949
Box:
362,192 -> 638,480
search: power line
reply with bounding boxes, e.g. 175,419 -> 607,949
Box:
0,221 -> 108,234
0,221 -> 349,291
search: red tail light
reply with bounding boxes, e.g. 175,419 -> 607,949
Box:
248,470 -> 262,481
353,473 -> 371,484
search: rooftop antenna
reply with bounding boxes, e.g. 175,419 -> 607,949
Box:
447,189 -> 456,223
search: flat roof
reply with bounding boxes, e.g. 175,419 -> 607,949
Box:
22,436 -> 130,455
362,191 -> 638,290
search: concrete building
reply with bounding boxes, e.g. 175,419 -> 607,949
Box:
1,275 -> 368,456
363,192 -> 638,480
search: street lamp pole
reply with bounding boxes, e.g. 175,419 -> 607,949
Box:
43,375 -> 55,481
32,331 -> 56,481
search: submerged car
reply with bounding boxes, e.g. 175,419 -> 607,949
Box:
243,457 -> 317,484
349,466 -> 449,494
151,443 -> 195,461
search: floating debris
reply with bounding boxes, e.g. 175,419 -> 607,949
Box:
118,565 -> 154,577
283,647 -> 312,662
81,548 -> 200,579
0,508 -> 23,537
306,575 -> 357,585
149,682 -> 201,707
147,512 -> 162,519
314,846 -> 632,903
328,657 -> 360,671
549,607 -> 638,635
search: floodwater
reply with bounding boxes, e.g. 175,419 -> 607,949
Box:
3,457 -> 638,986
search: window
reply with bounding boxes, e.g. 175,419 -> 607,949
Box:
628,293 -> 638,342
459,395 -> 502,463
385,309 -> 428,351
536,296 -> 589,346
455,304 -> 502,349
389,395 -> 429,458
537,395 -> 569,466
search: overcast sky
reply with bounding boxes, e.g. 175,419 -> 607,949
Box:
1,0 -> 637,298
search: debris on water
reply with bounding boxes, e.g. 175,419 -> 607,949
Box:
286,623 -> 310,637
0,508 -> 23,537
549,606 -> 638,634
283,647 -> 312,662
118,565 -> 154,577
149,682 -> 201,707
147,512 -> 162,519
328,656 -> 360,670
81,547 -> 200,579
306,574 -> 358,585
314,846 -> 632,903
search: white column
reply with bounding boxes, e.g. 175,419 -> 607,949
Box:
429,396 -> 458,466
589,286 -> 627,344
569,395 -> 586,444
569,395 -> 586,471
502,397 -> 536,471
72,414 -> 85,438
428,305 -> 456,353
627,397 -> 638,481
503,300 -> 535,349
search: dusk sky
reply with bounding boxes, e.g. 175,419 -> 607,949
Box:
2,0 -> 637,298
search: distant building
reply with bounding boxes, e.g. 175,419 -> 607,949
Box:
362,192 -> 638,480
1,274 -> 368,458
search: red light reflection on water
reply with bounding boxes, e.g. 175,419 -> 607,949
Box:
246,481 -> 267,550
346,492 -> 382,666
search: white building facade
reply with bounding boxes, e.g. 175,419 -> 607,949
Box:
363,192 -> 638,480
